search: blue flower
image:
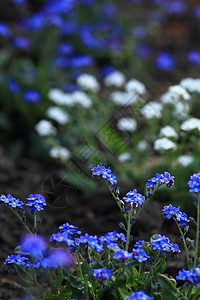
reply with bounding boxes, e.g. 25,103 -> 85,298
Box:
8,80 -> 20,94
23,90 -> 41,103
193,6 -> 200,19
113,250 -> 133,261
41,249 -> 73,269
132,248 -> 150,263
92,268 -> 112,280
12,37 -> 31,51
163,204 -> 180,219
176,269 -> 195,283
49,232 -> 75,247
57,43 -> 74,56
11,0 -> 26,5
26,194 -> 46,211
155,52 -> 175,71
4,254 -> 28,266
146,172 -> 174,194
59,223 -> 81,235
20,235 -> 47,257
92,165 -> 118,185
129,291 -> 152,300
188,173 -> 200,193
151,234 -> 180,253
1,194 -> 24,208
0,23 -> 12,38
134,240 -> 145,249
123,189 -> 145,208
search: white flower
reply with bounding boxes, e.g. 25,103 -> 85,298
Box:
35,120 -> 56,136
125,79 -> 146,94
49,146 -> 70,160
180,78 -> 200,93
154,138 -> 177,151
137,140 -> 148,152
46,107 -> 69,124
71,91 -> 92,108
180,118 -> 200,131
104,71 -> 126,87
161,85 -> 191,104
77,74 -> 100,92
110,91 -> 139,106
117,118 -> 137,131
118,152 -> 131,162
168,85 -> 191,101
177,155 -> 194,167
173,102 -> 189,120
141,102 -> 162,119
159,126 -> 178,139
48,89 -> 72,106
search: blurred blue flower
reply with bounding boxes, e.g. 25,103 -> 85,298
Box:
24,15 -> 45,31
43,0 -> 75,15
193,6 -> 200,19
20,235 -> 47,257
8,80 -> 20,94
11,0 -> 26,5
100,4 -> 118,18
63,83 -> 80,92
57,43 -> 74,56
132,25 -> 147,39
165,0 -> 186,15
0,23 -> 12,38
80,0 -> 96,5
187,51 -> 200,67
70,55 -> 93,68
155,52 -> 175,71
23,90 -> 41,103
12,37 -> 31,51
135,44 -> 151,59
129,291 -> 152,300
100,65 -> 116,77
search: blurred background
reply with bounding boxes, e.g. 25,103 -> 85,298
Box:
1,0 -> 200,298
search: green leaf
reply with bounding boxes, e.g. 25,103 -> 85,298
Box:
63,271 -> 84,290
16,267 -> 37,285
118,288 -> 130,300
157,273 -> 178,300
43,293 -> 60,300
155,258 -> 166,274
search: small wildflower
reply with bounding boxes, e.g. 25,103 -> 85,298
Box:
129,291 -> 152,300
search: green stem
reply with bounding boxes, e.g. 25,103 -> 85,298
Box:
22,268 -> 48,293
33,211 -> 37,235
125,206 -> 133,251
194,196 -> 200,268
76,253 -> 89,299
8,206 -> 33,235
174,218 -> 190,269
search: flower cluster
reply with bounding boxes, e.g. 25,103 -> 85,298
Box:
123,189 -> 145,208
151,234 -> 180,253
91,165 -> 118,185
113,250 -> 133,262
176,265 -> 200,284
146,172 -> 175,195
100,231 -> 126,250
26,194 -> 46,211
0,194 -> 24,209
129,291 -> 152,300
132,248 -> 150,263
92,268 -> 112,280
163,204 -> 190,226
188,173 -> 200,194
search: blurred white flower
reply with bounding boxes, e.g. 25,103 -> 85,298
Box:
141,102 -> 162,119
117,118 -> 137,131
125,79 -> 146,94
159,126 -> 178,139
137,140 -> 148,152
48,89 -> 72,106
35,120 -> 56,136
180,78 -> 200,93
168,85 -> 191,101
180,118 -> 200,131
177,155 -> 194,167
77,74 -> 100,92
110,91 -> 139,106
173,102 -> 189,120
154,138 -> 177,151
49,146 -> 70,160
71,91 -> 92,108
118,152 -> 131,162
104,71 -> 126,87
46,107 -> 69,124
